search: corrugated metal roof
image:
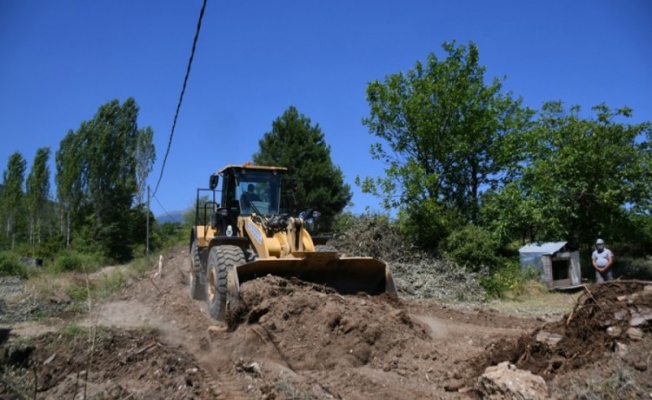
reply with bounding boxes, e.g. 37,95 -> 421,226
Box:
518,241 -> 567,255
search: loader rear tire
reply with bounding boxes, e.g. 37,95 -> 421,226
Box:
206,245 -> 245,321
189,240 -> 206,300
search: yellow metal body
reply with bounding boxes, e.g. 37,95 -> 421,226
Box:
239,215 -> 315,258
193,163 -> 397,300
196,212 -> 397,298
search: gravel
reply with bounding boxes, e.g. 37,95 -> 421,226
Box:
0,277 -> 25,302
0,277 -> 69,325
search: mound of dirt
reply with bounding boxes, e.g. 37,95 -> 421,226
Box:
469,281 -> 652,391
0,248 -> 549,399
227,275 -> 430,371
0,327 -> 213,399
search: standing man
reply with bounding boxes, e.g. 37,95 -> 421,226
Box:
592,238 -> 614,282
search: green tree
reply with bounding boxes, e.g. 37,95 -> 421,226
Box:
484,102 -> 652,248
134,126 -> 156,206
56,130 -> 86,247
253,106 -> 352,230
82,98 -> 150,260
360,41 -> 531,246
54,98 -> 156,261
480,183 -> 543,246
0,152 -> 27,249
25,147 -> 51,252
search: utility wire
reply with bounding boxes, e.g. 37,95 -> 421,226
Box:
152,193 -> 179,223
152,0 -> 208,196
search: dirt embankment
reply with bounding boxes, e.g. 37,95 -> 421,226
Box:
2,249 -> 652,399
469,281 -> 652,397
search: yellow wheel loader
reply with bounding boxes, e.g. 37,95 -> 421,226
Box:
189,163 -> 398,321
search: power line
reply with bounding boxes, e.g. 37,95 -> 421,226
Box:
152,0 -> 208,196
152,193 -> 179,223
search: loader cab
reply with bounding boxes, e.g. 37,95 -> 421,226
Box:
219,165 -> 286,217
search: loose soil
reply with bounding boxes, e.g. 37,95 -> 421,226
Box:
1,249 -> 651,399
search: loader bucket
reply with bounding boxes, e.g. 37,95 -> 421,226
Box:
233,251 -> 398,298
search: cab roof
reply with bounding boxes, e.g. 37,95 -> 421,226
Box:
216,163 -> 287,175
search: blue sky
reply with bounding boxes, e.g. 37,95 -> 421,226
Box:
1,1 -> 651,218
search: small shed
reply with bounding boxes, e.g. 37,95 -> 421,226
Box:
518,242 -> 581,288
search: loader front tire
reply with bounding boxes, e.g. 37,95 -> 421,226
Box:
206,245 -> 244,321
189,240 -> 206,300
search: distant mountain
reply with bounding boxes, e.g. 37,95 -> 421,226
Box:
156,210 -> 184,224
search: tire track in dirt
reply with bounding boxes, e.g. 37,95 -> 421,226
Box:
77,248 -> 544,399
83,249 -> 254,400
202,364 -> 249,400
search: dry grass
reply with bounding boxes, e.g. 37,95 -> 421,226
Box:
25,273 -> 79,302
26,257 -> 153,304
487,284 -> 582,318
556,366 -> 646,400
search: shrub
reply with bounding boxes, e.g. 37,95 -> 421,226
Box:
479,260 -> 519,298
397,199 -> 460,251
55,253 -> 82,272
0,252 -> 27,278
52,251 -> 103,273
67,284 -> 89,302
440,225 -> 499,272
613,256 -> 652,280
479,259 -> 543,299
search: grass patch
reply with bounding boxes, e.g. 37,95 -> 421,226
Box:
273,380 -> 315,400
0,251 -> 28,278
22,242 -> 184,318
62,322 -> 88,337
26,255 -> 157,308
488,289 -> 581,318
51,251 -> 104,274
92,268 -> 128,299
27,274 -> 80,301
67,282 -> 90,302
562,367 -> 645,400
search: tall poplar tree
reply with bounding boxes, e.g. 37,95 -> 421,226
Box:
55,130 -> 86,247
54,97 -> 155,260
1,152 -> 27,249
134,126 -> 155,205
26,147 -> 51,251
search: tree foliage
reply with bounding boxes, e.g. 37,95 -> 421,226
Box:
361,41 -> 531,243
483,102 -> 652,248
361,40 -> 652,265
253,106 -> 352,229
0,152 -> 27,248
55,130 -> 86,247
54,98 -> 156,261
134,126 -> 155,206
439,224 -> 499,272
25,147 -> 51,252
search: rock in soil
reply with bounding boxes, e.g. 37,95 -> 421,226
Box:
477,361 -> 548,400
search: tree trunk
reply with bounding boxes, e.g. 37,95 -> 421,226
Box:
66,213 -> 71,247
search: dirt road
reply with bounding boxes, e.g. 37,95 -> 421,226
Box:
1,249 -> 651,399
